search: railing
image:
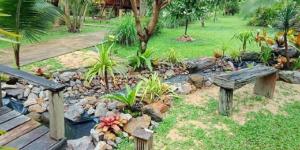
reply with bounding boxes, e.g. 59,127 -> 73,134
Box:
0,64 -> 65,141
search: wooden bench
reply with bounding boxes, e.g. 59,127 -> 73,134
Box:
0,65 -> 66,149
213,65 -> 278,116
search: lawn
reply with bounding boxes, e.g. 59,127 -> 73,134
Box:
114,15 -> 268,59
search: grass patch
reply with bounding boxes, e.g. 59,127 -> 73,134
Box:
21,58 -> 65,73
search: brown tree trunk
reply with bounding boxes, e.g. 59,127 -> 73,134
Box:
104,69 -> 109,91
13,43 -> 21,70
284,32 -> 290,69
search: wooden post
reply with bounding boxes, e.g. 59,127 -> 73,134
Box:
48,91 -> 65,140
219,87 -> 233,116
254,73 -> 277,99
0,82 -> 2,107
132,128 -> 153,150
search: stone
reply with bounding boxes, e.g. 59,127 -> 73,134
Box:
151,121 -> 159,129
240,52 -> 261,62
279,71 -> 300,84
41,112 -> 49,124
107,101 -> 117,110
120,113 -> 132,121
165,70 -> 175,78
5,88 -> 24,99
23,88 -> 31,97
143,102 -> 167,122
1,91 -> 6,98
31,87 -> 41,94
28,104 -> 46,113
85,96 -> 98,105
185,58 -> 216,73
188,74 -> 205,88
124,115 -> 151,135
67,136 -> 94,150
115,137 -> 122,144
2,83 -> 17,89
65,104 -> 84,122
59,72 -> 76,82
122,132 -> 128,138
90,129 -> 104,142
107,140 -> 117,147
39,91 -> 47,100
273,45 -> 300,58
87,107 -> 95,115
175,82 -> 196,95
27,112 -> 41,122
24,93 -> 38,107
94,141 -> 112,150
95,103 -> 108,118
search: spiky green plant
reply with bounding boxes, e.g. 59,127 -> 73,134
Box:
260,46 -> 273,65
0,0 -> 60,69
233,30 -> 254,51
86,43 -> 127,91
114,14 -> 137,46
105,82 -> 142,107
164,48 -> 183,65
129,49 -> 154,71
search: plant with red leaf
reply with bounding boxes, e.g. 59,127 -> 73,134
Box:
35,68 -> 44,76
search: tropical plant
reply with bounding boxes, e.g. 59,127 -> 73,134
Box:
224,0 -> 240,15
129,49 -> 154,71
276,1 -> 299,68
59,0 -> 91,33
164,48 -> 183,65
113,14 -> 137,46
233,30 -> 254,51
86,43 -> 127,91
0,0 -> 60,69
248,6 -> 279,26
140,73 -> 172,104
230,50 -> 240,61
105,82 -> 142,107
292,58 -> 300,70
260,46 -> 273,65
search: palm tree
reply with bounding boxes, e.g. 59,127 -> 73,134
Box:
277,1 -> 299,68
0,0 -> 59,69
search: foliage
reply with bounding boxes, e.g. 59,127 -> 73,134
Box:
0,0 -> 60,69
248,7 -> 278,26
260,46 -> 273,65
129,49 -> 154,71
224,0 -> 240,15
0,73 -> 9,82
230,50 -> 240,61
164,48 -> 183,64
95,115 -> 128,134
233,30 -> 254,51
113,14 -> 137,46
59,0 -> 91,33
105,82 -> 142,107
240,0 -> 279,18
140,73 -> 172,104
292,58 -> 300,70
86,43 -> 127,90
0,130 -> 6,136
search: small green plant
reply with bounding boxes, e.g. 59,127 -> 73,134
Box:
247,63 -> 255,68
0,130 -> 6,136
129,49 -> 154,71
105,82 -> 142,107
164,48 -> 183,65
0,73 -> 9,82
230,50 -> 241,61
260,46 -> 273,65
113,14 -> 137,46
292,58 -> 300,70
86,43 -> 127,91
141,73 -> 172,104
233,30 -> 254,51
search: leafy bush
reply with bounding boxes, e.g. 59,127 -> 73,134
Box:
224,0 -> 240,15
86,43 -> 127,90
164,48 -> 183,65
129,49 -> 154,71
105,83 -> 142,107
292,58 -> 300,70
113,14 -> 137,46
140,73 -> 172,104
233,30 -> 254,51
248,7 -> 278,26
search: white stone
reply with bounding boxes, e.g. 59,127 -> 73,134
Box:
94,103 -> 108,117
1,91 -> 6,98
120,113 -> 132,121
23,88 -> 31,97
28,104 -> 46,113
65,104 -> 84,122
67,136 -> 94,150
87,107 -> 95,115
24,93 -> 38,107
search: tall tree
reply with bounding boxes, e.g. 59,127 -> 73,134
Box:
0,0 -> 59,69
129,0 -> 171,53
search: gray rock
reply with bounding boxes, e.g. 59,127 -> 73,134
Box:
95,103 -> 108,117
124,115 -> 151,135
41,112 -> 49,124
120,113 -> 132,121
27,112 -> 41,122
174,82 -> 196,95
90,129 -> 104,142
87,107 -> 95,115
67,136 -> 94,150
107,101 -> 117,110
165,70 -> 175,78
1,91 -> 6,98
143,105 -> 163,122
94,141 -> 112,150
6,88 -> 24,99
151,121 -> 159,128
107,140 -> 117,147
39,91 -> 47,100
24,93 -> 38,107
70,81 -> 76,87
31,87 -> 41,94
59,72 -> 76,82
65,104 -> 84,122
115,137 -> 122,144
188,74 -> 204,88
274,45 -> 300,58
2,83 -> 17,89
23,88 -> 31,97
279,71 -> 300,84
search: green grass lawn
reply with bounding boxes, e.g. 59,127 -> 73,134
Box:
114,15 -> 268,59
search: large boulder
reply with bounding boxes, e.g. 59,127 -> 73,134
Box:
124,115 -> 151,135
240,52 -> 261,62
279,71 -> 300,84
67,136 -> 94,150
273,45 -> 300,58
184,58 -> 216,73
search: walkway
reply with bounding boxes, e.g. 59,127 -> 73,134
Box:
0,106 -> 65,150
0,31 -> 106,66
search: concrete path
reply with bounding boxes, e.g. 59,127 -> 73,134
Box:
0,31 -> 106,66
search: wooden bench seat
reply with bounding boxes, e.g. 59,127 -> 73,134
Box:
213,65 -> 278,116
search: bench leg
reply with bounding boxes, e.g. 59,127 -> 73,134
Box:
254,73 -> 277,99
219,88 -> 233,116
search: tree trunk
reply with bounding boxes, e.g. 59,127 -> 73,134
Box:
140,40 -> 148,54
200,17 -> 205,27
13,43 -> 21,70
185,18 -> 188,36
104,69 -> 109,91
284,32 -> 290,68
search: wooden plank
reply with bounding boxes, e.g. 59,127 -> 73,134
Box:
219,88 -> 233,116
21,133 -> 58,150
48,91 -> 65,140
0,120 -> 40,146
49,138 -> 66,150
0,115 -> 30,131
254,73 -> 277,99
5,126 -> 49,149
0,110 -> 21,124
0,65 -> 65,92
0,106 -> 12,116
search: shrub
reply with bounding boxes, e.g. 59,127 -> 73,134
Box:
224,0 -> 240,16
113,14 -> 137,46
129,49 -> 154,71
86,43 -> 127,90
248,7 -> 278,26
233,30 -> 254,51
164,48 -> 183,65
230,50 -> 241,61
260,46 -> 273,65
292,58 -> 300,70
140,73 -> 172,104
